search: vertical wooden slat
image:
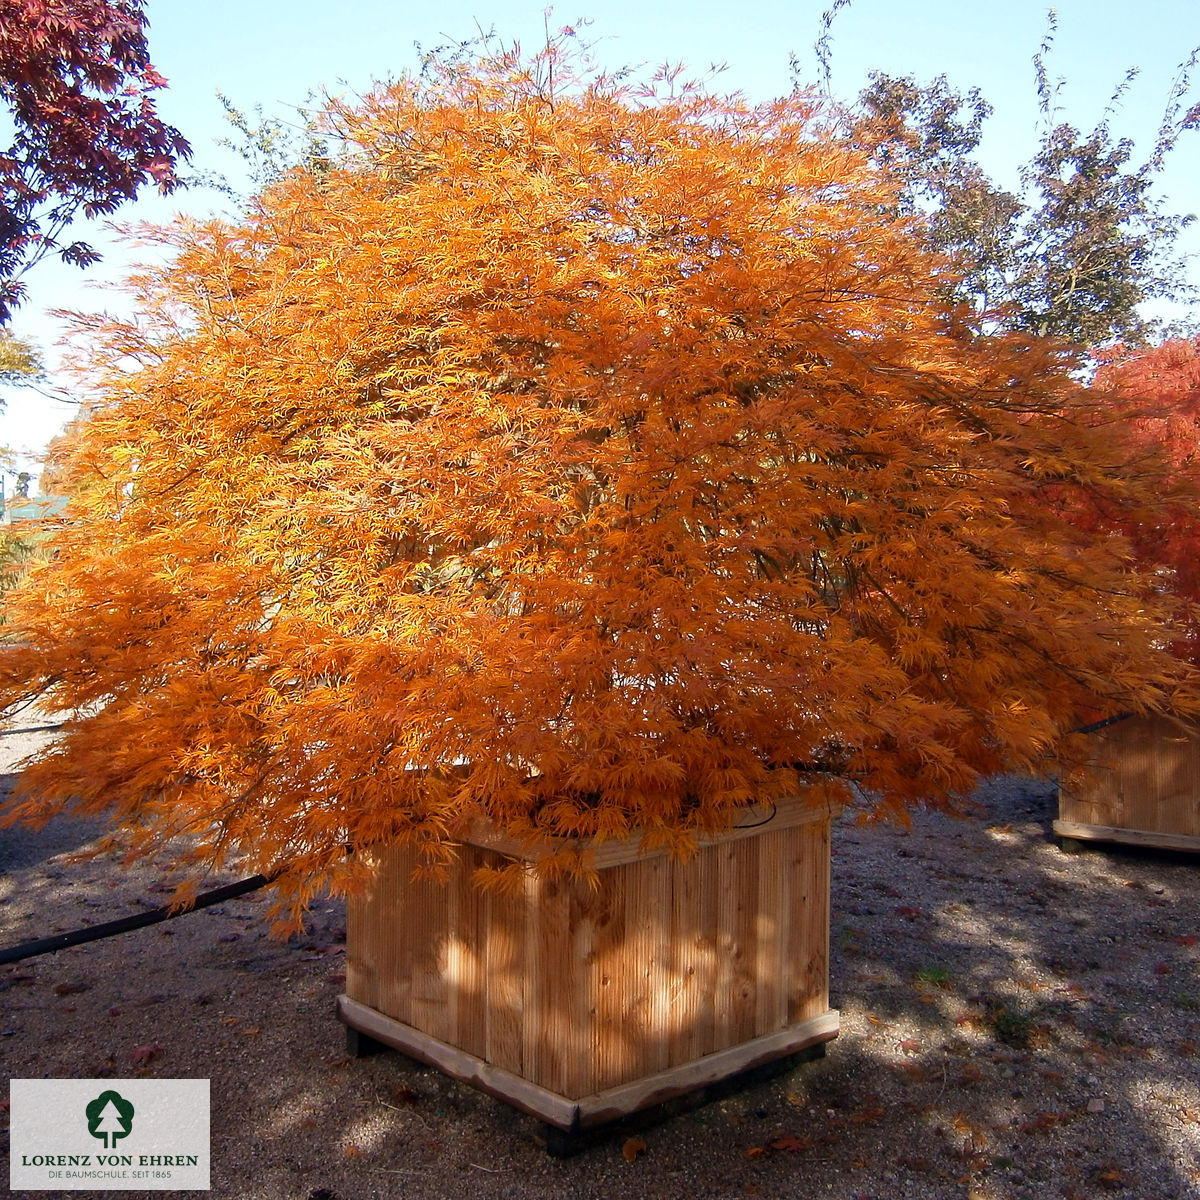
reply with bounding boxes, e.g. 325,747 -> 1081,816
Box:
789,820 -> 831,1022
370,845 -> 407,1024
524,873 -> 577,1095
450,846 -> 485,1059
730,835 -> 760,1047
785,825 -> 811,1023
666,847 -> 717,1068
1156,721 -> 1200,837
754,828 -> 786,1037
1184,723 -> 1200,837
482,866 -> 525,1076
1146,721 -> 1166,830
562,878 -> 598,1098
713,837 -> 759,1051
520,872 -> 548,1089
402,854 -> 451,1045
692,845 -> 720,1060
345,851 -> 377,1013
639,853 -> 672,1077
711,841 -> 737,1051
591,866 -> 629,1093
1131,723 -> 1154,832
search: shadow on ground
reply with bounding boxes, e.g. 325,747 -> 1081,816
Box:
1,775 -> 1197,1200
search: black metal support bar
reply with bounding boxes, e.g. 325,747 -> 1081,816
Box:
0,873 -> 275,966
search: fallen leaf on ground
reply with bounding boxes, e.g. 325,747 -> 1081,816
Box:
622,1137 -> 646,1162
52,982 -> 90,996
769,1134 -> 809,1152
1021,1110 -> 1074,1134
852,1102 -> 885,1124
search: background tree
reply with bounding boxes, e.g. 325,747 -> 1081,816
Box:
0,328 -> 43,386
815,10 -> 1199,349
1,41 -> 1194,929
0,0 -> 190,322
0,330 -> 45,616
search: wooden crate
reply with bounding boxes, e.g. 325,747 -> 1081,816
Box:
1055,714 -> 1200,852
338,795 -> 840,1131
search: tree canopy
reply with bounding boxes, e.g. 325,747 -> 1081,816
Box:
829,16 -> 1199,349
0,0 -> 190,322
0,329 -> 42,387
1,42 -> 1194,929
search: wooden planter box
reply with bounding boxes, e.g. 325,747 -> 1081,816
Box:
338,795 -> 839,1132
1055,714 -> 1200,853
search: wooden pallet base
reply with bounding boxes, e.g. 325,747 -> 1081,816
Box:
338,993 -> 838,1131
1053,819 -> 1200,855
534,1043 -> 828,1156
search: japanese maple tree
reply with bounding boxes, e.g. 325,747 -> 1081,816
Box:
1084,337 -> 1200,662
0,0 -> 190,322
1,42 -> 1194,928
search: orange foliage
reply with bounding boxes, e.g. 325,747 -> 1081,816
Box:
1086,337 -> 1200,663
0,43 -> 1194,928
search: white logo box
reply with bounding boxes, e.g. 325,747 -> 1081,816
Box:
9,1079 -> 210,1191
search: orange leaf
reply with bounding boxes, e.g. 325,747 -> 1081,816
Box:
769,1134 -> 809,1152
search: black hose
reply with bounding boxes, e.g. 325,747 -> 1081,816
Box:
0,873 -> 275,966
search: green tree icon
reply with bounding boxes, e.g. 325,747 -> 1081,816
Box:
85,1090 -> 135,1149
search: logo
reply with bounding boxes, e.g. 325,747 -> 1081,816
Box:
9,1079 -> 210,1191
85,1091 -> 135,1150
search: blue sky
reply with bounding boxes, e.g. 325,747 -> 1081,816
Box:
2,0 -> 1198,473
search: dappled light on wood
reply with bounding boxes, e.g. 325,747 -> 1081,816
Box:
0,40 -> 1195,930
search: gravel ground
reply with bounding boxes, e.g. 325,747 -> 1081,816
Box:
1,715 -> 1198,1200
